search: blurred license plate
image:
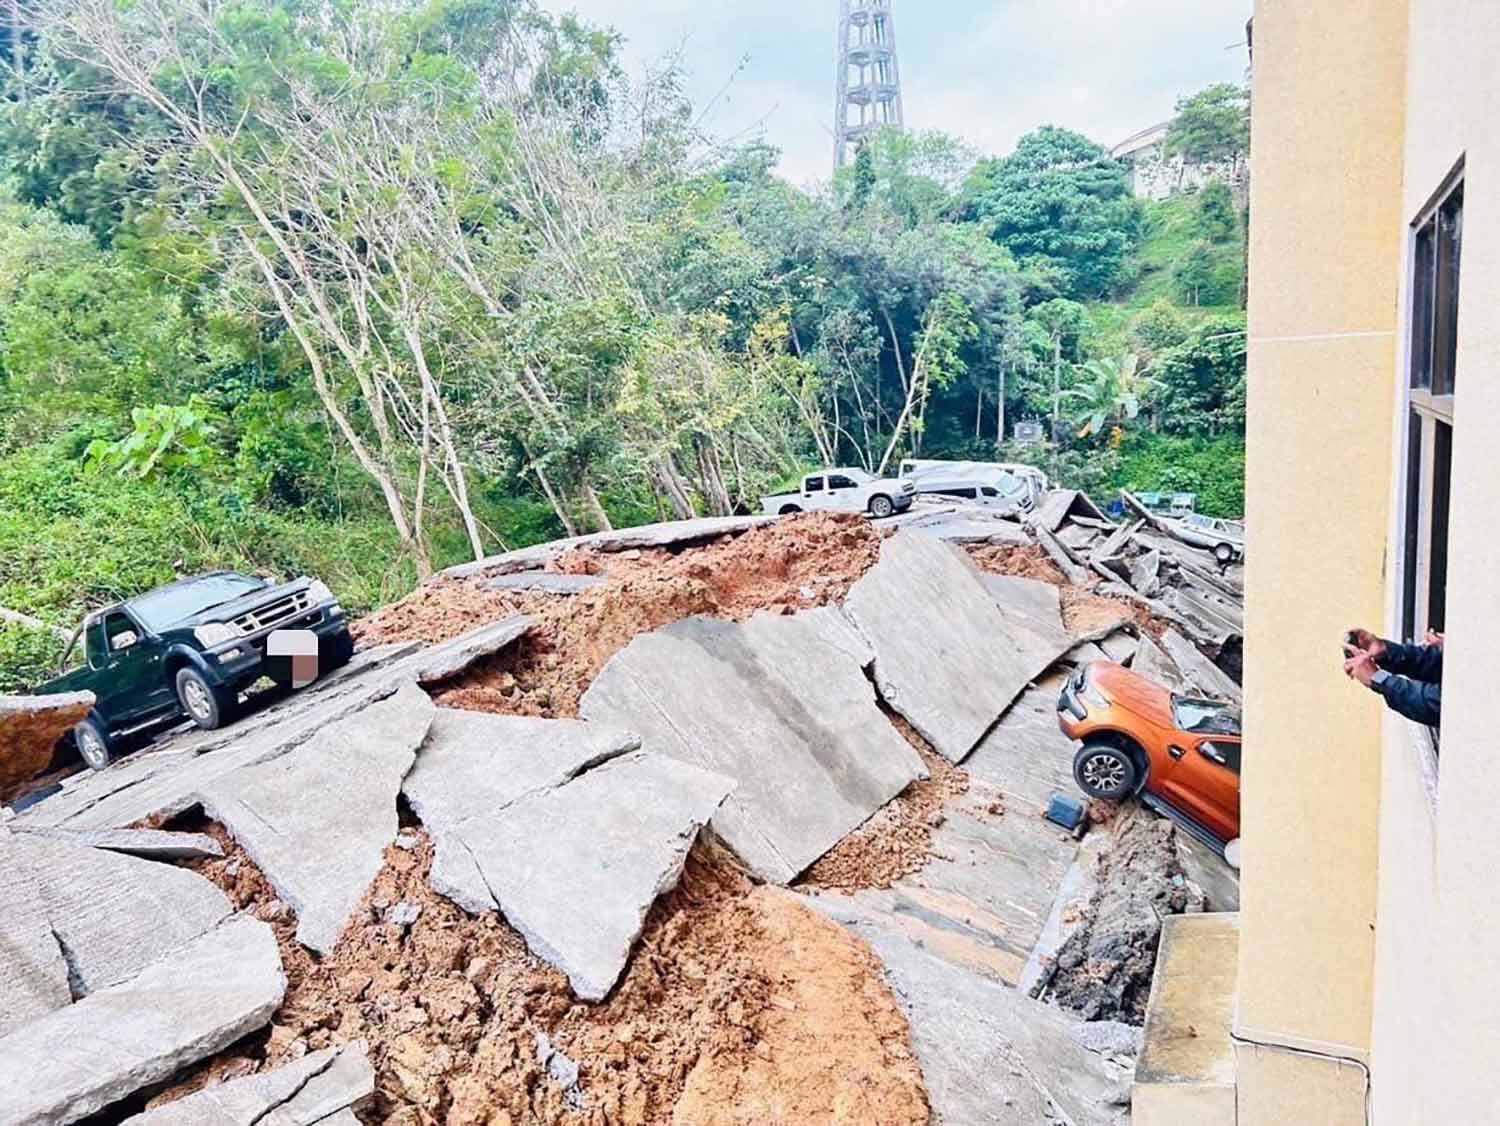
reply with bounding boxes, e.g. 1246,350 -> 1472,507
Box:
267,629 -> 320,688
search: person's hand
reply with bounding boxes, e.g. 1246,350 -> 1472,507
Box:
1425,630 -> 1445,649
1345,628 -> 1386,660
1344,651 -> 1380,687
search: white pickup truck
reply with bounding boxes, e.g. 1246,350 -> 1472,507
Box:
761,469 -> 917,519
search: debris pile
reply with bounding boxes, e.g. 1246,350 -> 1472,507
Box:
1042,806 -> 1206,1024
2,494 -> 1234,1124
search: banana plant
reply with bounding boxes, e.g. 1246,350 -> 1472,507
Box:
1060,354 -> 1162,440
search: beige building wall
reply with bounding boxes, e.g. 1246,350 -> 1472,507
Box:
1370,3 -> 1500,1123
1240,0 -> 1408,1087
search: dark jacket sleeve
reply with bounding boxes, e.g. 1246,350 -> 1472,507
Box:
1379,642 -> 1443,683
1376,674 -> 1442,727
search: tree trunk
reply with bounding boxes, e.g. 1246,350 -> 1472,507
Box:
0,607 -> 69,642
996,356 -> 1007,448
656,457 -> 696,520
1051,333 -> 1063,436
580,476 -> 613,533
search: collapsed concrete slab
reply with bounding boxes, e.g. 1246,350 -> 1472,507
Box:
12,833 -> 233,997
580,608 -> 927,884
0,821 -> 70,1037
486,572 -> 607,596
407,615 -> 535,684
0,914 -> 285,1126
0,691 -> 94,802
845,535 -> 1037,763
14,656 -> 419,833
1160,629 -> 1242,703
17,826 -> 223,861
1131,633 -> 1189,693
980,573 -> 1076,689
124,1041 -> 373,1125
199,682 -> 435,954
443,516 -> 779,580
966,671 -> 1083,815
805,893 -> 1129,1126
455,751 -> 733,1000
402,710 -> 641,914
1030,489 -> 1111,535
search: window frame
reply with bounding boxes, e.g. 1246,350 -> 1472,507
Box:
1398,161 -> 1462,645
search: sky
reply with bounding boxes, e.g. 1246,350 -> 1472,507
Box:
536,0 -> 1253,186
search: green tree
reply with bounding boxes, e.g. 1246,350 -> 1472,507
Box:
1196,181 -> 1238,242
1165,84 -> 1250,169
1026,297 -> 1089,432
961,126 -> 1141,298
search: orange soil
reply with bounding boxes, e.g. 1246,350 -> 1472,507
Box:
163,825 -> 927,1126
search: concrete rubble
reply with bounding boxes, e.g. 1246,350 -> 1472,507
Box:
198,682 -> 435,954
123,1041 -> 374,1125
0,820 -> 70,1037
0,914 -> 285,1126
845,534 -> 1036,763
580,608 -> 927,884
11,832 -> 234,997
0,691 -> 94,801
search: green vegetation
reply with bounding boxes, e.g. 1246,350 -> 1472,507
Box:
0,0 -> 1250,688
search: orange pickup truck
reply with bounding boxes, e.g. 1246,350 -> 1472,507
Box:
1057,660 -> 1241,849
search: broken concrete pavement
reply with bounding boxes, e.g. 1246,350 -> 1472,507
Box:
124,1041 -> 373,1125
846,534 -> 1041,763
0,820 -> 70,1038
198,682 -> 435,954
581,608 -> 927,884
0,914 -> 284,1126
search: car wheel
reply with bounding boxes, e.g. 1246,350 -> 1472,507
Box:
869,494 -> 895,519
325,627 -> 355,672
1214,543 -> 1235,564
175,666 -> 236,731
778,505 -> 802,516
1073,740 -> 1139,801
75,717 -> 113,771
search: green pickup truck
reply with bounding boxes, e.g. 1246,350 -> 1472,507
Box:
37,571 -> 354,769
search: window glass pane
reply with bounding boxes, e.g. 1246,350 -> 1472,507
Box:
1434,187 -> 1463,395
1428,420 -> 1452,632
1411,222 -> 1435,390
806,477 -> 824,492
1402,410 -> 1423,642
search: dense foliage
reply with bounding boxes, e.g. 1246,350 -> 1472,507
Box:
0,0 -> 1250,689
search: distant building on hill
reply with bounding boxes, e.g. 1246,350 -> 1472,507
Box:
1110,123 -> 1242,202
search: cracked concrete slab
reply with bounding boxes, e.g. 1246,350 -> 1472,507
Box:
805,892 -> 1129,1126
13,832 -> 233,998
124,1041 -> 373,1125
486,572 -> 607,596
580,608 -> 926,884
442,516 -> 778,580
0,914 -> 285,1126
17,826 -> 223,861
846,534 -> 1039,763
402,711 -> 640,914
456,750 -> 732,1000
407,615 -> 535,684
14,658 -> 417,833
1160,629 -> 1242,703
0,820 -> 70,1037
1132,632 -> 1188,693
199,682 -> 435,954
